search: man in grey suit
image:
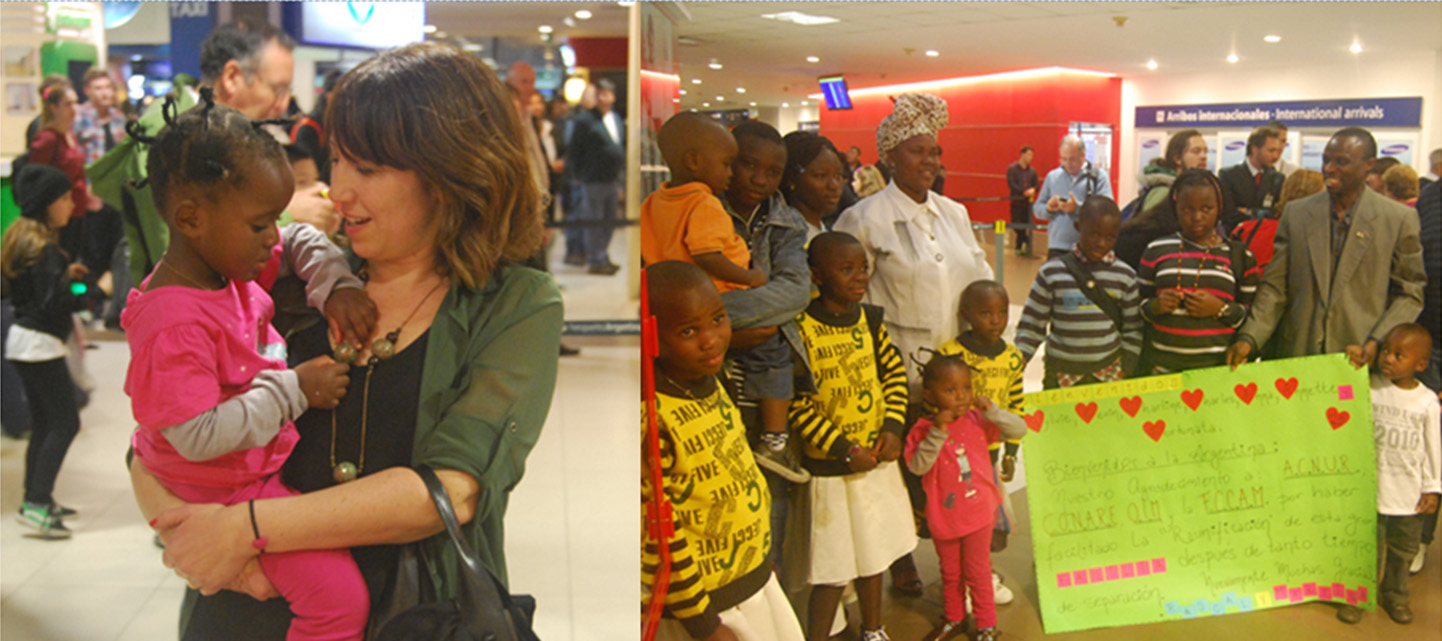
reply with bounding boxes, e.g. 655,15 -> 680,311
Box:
1226,127 -> 1425,370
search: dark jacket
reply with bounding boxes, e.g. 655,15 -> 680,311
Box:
1219,161 -> 1283,234
566,108 -> 624,183
9,244 -> 83,340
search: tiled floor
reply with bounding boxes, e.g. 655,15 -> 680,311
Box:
0,233 -> 639,641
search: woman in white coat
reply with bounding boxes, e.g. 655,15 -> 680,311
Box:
832,92 -> 995,599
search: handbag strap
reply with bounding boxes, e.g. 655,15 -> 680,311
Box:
1058,252 -> 1125,331
414,465 -> 512,602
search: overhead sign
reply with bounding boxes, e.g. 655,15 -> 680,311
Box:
1023,354 -> 1375,634
1135,97 -> 1422,129
299,2 -> 424,50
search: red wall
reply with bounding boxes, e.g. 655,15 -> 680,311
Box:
569,37 -> 628,69
820,71 -> 1122,224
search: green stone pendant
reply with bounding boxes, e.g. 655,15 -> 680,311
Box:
372,331 -> 398,360
334,342 -> 358,364
333,462 -> 358,483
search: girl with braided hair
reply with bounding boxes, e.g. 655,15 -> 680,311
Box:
121,89 -> 370,641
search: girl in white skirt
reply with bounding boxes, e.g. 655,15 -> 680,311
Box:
790,233 -> 917,641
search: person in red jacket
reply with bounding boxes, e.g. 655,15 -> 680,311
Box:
29,81 -> 102,270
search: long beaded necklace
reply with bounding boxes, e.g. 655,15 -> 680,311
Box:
328,277 -> 447,483
1185,234 -> 1221,292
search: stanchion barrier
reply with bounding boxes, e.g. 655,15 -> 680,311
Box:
972,220 -> 1048,282
562,320 -> 641,336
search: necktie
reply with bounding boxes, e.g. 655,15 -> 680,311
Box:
1254,170 -> 1262,187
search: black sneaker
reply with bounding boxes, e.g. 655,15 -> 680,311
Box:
52,504 -> 77,518
16,502 -> 71,540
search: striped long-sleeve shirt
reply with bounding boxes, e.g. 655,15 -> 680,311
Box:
790,301 -> 909,477
1014,248 -> 1143,375
641,382 -> 771,638
1137,234 -> 1260,373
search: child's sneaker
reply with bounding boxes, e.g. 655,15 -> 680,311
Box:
921,618 -> 968,641
1410,544 -> 1426,574
753,446 -> 811,484
52,504 -> 77,518
860,627 -> 891,641
974,627 -> 1000,641
992,572 -> 1014,605
16,502 -> 71,540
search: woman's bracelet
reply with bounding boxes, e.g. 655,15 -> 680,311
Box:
248,499 -> 268,553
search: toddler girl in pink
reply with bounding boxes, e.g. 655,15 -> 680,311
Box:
123,92 -> 368,641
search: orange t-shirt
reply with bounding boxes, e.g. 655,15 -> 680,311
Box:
640,181 -> 752,293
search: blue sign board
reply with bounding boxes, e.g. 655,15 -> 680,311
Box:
1135,97 -> 1422,129
168,1 -> 215,81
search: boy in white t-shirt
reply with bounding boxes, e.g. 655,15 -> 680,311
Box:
1338,323 -> 1440,626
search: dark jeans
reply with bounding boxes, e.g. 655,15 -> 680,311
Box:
573,181 -> 620,268
1010,205 -> 1032,250
1422,351 -> 1441,546
13,358 -> 80,506
1378,514 -> 1423,606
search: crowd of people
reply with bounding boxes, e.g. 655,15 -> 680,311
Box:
641,93 -> 1441,641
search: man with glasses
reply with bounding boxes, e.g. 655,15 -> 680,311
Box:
1033,135 -> 1113,259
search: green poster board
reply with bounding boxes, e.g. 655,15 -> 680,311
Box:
1023,354 -> 1375,633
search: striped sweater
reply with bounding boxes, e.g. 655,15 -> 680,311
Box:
1137,234 -> 1260,372
790,301 -> 909,477
1014,248 -> 1143,375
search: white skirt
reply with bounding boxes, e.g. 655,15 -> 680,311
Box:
654,572 -> 804,641
807,460 -> 918,586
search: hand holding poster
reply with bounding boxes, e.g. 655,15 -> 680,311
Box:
1023,354 -> 1375,633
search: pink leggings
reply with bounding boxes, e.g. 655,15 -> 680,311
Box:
172,474 -> 369,641
934,527 -> 995,627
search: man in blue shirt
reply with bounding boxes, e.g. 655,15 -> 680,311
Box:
1033,135 -> 1113,258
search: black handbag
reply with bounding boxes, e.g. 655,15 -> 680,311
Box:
368,465 -> 540,641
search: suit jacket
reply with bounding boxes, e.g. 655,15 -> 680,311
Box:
566,108 -> 624,184
1238,188 -> 1425,357
1219,161 -> 1283,234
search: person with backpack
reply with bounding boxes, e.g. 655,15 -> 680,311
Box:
1122,129 -> 1207,223
1033,135 -> 1113,259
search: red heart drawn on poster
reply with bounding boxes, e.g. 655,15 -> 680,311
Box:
1119,396 -> 1143,418
1143,420 -> 1166,442
1180,389 -> 1204,411
1276,377 -> 1299,399
1025,410 -> 1045,433
1075,402 -> 1098,424
1234,383 -> 1258,404
1326,407 -> 1350,430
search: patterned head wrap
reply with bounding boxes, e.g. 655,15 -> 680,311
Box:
876,93 -> 948,162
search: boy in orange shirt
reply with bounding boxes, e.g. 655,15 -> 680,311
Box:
641,112 -> 803,481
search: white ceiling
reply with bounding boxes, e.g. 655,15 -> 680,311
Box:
425,1 -> 630,45
666,2 -> 1442,110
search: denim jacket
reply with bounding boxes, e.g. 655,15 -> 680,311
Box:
719,193 -> 810,355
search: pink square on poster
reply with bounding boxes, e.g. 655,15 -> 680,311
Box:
1273,585 -> 1288,601
1289,588 -> 1303,602
1346,589 -> 1358,605
1058,573 -> 1072,588
1332,582 -> 1344,596
1120,564 -> 1135,578
1074,570 -> 1088,585
1359,586 -> 1368,603
1319,586 -> 1332,600
1304,582 -> 1318,596
1089,568 -> 1105,583
1338,385 -> 1353,400
1105,565 -> 1120,581
1152,558 -> 1167,573
1137,562 -> 1151,576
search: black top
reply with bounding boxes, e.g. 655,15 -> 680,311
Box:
180,320 -> 428,640
9,244 -> 83,340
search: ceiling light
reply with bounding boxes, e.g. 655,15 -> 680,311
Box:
801,100 -> 808,106
1146,59 -> 1158,70
575,10 -> 592,19
925,50 -> 939,57
1264,34 -> 1281,43
691,78 -> 701,84
806,56 -> 820,63
1226,53 -> 1238,63
463,44 -> 484,52
678,89 -> 687,95
424,24 -> 438,34
618,1 -> 635,6
749,102 -> 756,106
1349,41 -> 1362,54
563,17 -> 576,27
538,25 -> 553,34
716,96 -> 724,101
703,102 -> 711,107
735,87 -> 746,94
760,11 -> 840,26
782,102 -> 789,108
708,60 -> 723,70
673,98 -> 680,103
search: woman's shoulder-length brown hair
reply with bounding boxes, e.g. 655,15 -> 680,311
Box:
326,42 -> 544,290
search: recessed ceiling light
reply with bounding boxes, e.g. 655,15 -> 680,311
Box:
806,56 -> 820,63
749,102 -> 756,106
575,10 -> 592,19
760,11 -> 839,26
1226,53 -> 1239,63
691,78 -> 702,84
563,17 -> 576,27
716,96 -> 724,101
708,60 -> 723,70
673,98 -> 680,103
618,1 -> 635,6
801,100 -> 808,105
1349,42 -> 1362,54
538,25 -> 553,34
678,89 -> 687,95
703,102 -> 711,107
925,50 -> 939,57
736,87 -> 746,94
424,24 -> 438,34
1263,34 -> 1281,43
782,102 -> 790,108
1146,59 -> 1158,70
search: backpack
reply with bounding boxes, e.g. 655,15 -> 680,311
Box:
1118,184 -> 1154,224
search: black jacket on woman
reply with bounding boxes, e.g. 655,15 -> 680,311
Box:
9,244 -> 83,340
